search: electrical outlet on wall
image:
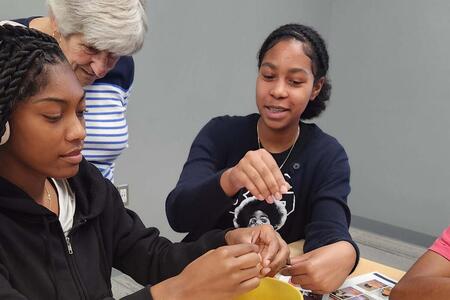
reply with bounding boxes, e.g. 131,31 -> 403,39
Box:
116,184 -> 129,206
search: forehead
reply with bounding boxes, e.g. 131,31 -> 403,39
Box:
66,33 -> 95,49
29,63 -> 85,103
262,39 -> 312,69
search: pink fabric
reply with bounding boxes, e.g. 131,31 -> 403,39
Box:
429,226 -> 450,260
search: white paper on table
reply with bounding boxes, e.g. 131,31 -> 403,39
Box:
277,272 -> 397,300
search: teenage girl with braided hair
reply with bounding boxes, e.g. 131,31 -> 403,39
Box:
0,24 -> 289,300
166,23 -> 359,293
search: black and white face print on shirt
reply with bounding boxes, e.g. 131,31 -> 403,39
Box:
231,173 -> 296,230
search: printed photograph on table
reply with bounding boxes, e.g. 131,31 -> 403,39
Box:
325,272 -> 396,300
301,290 -> 323,300
278,272 -> 396,300
380,287 -> 392,297
330,293 -> 371,299
357,279 -> 386,292
331,286 -> 362,298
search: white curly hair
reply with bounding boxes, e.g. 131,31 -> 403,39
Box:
47,0 -> 148,56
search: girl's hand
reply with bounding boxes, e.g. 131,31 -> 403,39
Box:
280,241 -> 357,294
225,225 -> 290,277
220,149 -> 290,203
150,244 -> 262,300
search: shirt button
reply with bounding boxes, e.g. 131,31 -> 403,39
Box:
292,163 -> 301,170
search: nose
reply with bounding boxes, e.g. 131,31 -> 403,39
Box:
90,52 -> 114,79
66,115 -> 86,143
270,80 -> 288,99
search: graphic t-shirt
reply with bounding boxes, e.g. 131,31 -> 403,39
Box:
231,156 -> 296,231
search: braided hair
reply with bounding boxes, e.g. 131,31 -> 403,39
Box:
257,23 -> 331,119
0,24 -> 67,137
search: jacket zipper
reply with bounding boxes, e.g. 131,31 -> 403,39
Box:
64,240 -> 88,299
65,237 -> 74,254
65,218 -> 87,255
61,219 -> 89,299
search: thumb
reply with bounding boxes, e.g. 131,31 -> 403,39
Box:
289,253 -> 311,266
279,254 -> 310,276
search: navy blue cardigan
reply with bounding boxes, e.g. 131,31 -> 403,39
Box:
166,114 -> 359,261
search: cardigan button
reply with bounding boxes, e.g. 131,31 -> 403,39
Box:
292,163 -> 300,170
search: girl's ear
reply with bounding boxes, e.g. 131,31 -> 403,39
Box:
49,16 -> 59,34
310,77 -> 325,101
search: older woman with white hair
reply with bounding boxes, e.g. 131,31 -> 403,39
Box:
1,0 -> 148,181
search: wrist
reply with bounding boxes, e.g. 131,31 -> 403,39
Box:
150,275 -> 188,300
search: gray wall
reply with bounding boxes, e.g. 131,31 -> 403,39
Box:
0,1 -> 47,18
1,1 -> 448,244
318,0 -> 450,243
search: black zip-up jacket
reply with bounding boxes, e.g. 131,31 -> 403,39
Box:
0,159 -> 227,299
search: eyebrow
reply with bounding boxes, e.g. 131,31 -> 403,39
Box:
32,91 -> 86,104
261,62 -> 309,75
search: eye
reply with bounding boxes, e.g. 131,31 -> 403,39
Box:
262,73 -> 275,81
108,53 -> 119,61
289,79 -> 303,87
77,108 -> 88,118
83,44 -> 100,55
44,114 -> 62,122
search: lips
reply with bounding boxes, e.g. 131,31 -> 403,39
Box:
62,149 -> 81,157
82,68 -> 95,77
60,148 -> 83,164
263,105 -> 290,120
266,105 -> 288,112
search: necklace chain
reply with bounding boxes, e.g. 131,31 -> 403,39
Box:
44,180 -> 52,210
257,122 -> 300,169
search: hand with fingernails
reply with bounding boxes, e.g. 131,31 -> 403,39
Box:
150,224 -> 290,300
220,149 -> 291,204
225,224 -> 290,277
280,241 -> 357,294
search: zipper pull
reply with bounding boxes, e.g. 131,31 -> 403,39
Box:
65,236 -> 74,255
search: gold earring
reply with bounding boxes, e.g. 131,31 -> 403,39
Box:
52,31 -> 62,43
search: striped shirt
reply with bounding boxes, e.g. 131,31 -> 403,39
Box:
7,17 -> 135,181
82,81 -> 131,181
82,55 -> 134,181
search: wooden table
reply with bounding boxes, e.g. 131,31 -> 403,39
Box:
288,241 -> 405,281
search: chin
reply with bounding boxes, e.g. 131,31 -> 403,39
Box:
81,78 -> 95,87
260,116 -> 288,130
53,166 -> 80,179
